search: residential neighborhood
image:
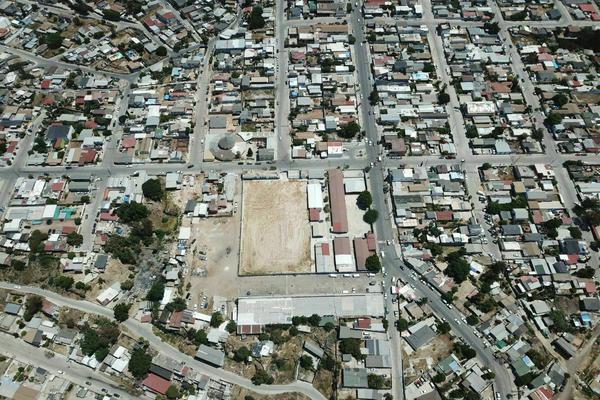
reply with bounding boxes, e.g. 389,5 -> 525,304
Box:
0,0 -> 599,400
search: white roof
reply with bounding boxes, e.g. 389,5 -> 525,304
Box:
307,183 -> 324,209
178,226 -> 191,240
161,287 -> 174,306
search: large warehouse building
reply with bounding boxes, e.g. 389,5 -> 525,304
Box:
327,169 -> 349,233
236,294 -> 385,334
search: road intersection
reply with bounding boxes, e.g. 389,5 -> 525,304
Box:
0,0 -> 597,398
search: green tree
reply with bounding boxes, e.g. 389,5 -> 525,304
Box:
307,314 -> 321,326
438,91 -> 450,104
338,121 -> 361,139
320,356 -> 335,371
466,314 -> 479,326
226,320 -> 237,333
396,318 -> 408,332
116,201 -> 149,223
28,230 -> 48,253
363,209 -> 379,224
552,93 -> 569,107
466,125 -> 478,139
114,303 -> 131,322
156,46 -> 167,57
66,232 -> 84,246
23,295 -> 43,321
194,329 -> 209,346
575,266 -> 595,279
549,310 -> 572,333
339,338 -> 363,360
365,254 -> 382,272
234,346 -> 251,362
357,191 -> 373,210
43,33 -> 63,49
248,6 -> 265,30
166,385 -> 179,399
367,374 -> 386,389
51,275 -> 74,290
10,259 -> 26,271
165,297 -> 186,312
102,9 -> 121,21
94,346 -> 109,361
299,355 -> 313,370
568,226 -> 582,239
432,373 -> 446,383
445,250 -> 470,283
368,89 -> 379,105
483,22 -> 500,34
210,312 -> 224,328
437,321 -> 451,334
146,281 -> 165,302
142,179 -> 163,201
120,280 -> 134,291
546,112 -> 563,126
323,322 -> 335,332
251,368 -> 274,385
128,348 -> 153,379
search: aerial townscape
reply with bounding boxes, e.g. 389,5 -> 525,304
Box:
0,0 -> 600,399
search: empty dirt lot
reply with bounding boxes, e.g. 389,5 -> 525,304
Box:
240,180 -> 311,275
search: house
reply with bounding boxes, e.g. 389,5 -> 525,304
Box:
553,337 -> 576,359
343,368 -> 369,388
195,345 -> 225,367
252,341 -> 274,357
55,328 -> 77,346
3,303 -> 21,315
303,340 -> 324,359
142,373 -> 171,395
405,325 -> 436,350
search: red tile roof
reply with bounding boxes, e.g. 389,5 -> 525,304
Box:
142,373 -> 171,395
99,212 -> 119,221
51,181 -> 65,191
321,243 -> 330,256
357,317 -> 371,329
333,237 -> 351,255
121,137 -> 136,149
436,211 -> 453,221
366,232 -> 377,251
353,237 -> 370,271
328,169 -> 348,233
309,208 -> 320,222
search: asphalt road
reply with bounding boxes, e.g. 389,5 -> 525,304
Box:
349,4 -> 406,398
352,1 -> 514,397
0,332 -> 136,399
0,283 -> 327,400
0,3 -> 597,399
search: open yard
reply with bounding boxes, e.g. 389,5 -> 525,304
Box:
240,180 -> 311,275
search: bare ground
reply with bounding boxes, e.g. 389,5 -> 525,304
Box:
240,180 -> 311,275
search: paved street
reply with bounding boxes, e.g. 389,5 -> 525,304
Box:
0,1 -> 598,398
0,332 -> 136,399
0,283 -> 327,400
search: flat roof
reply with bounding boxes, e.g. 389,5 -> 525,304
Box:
237,294 -> 385,326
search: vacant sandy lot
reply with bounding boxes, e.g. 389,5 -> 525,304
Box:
240,180 -> 311,275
